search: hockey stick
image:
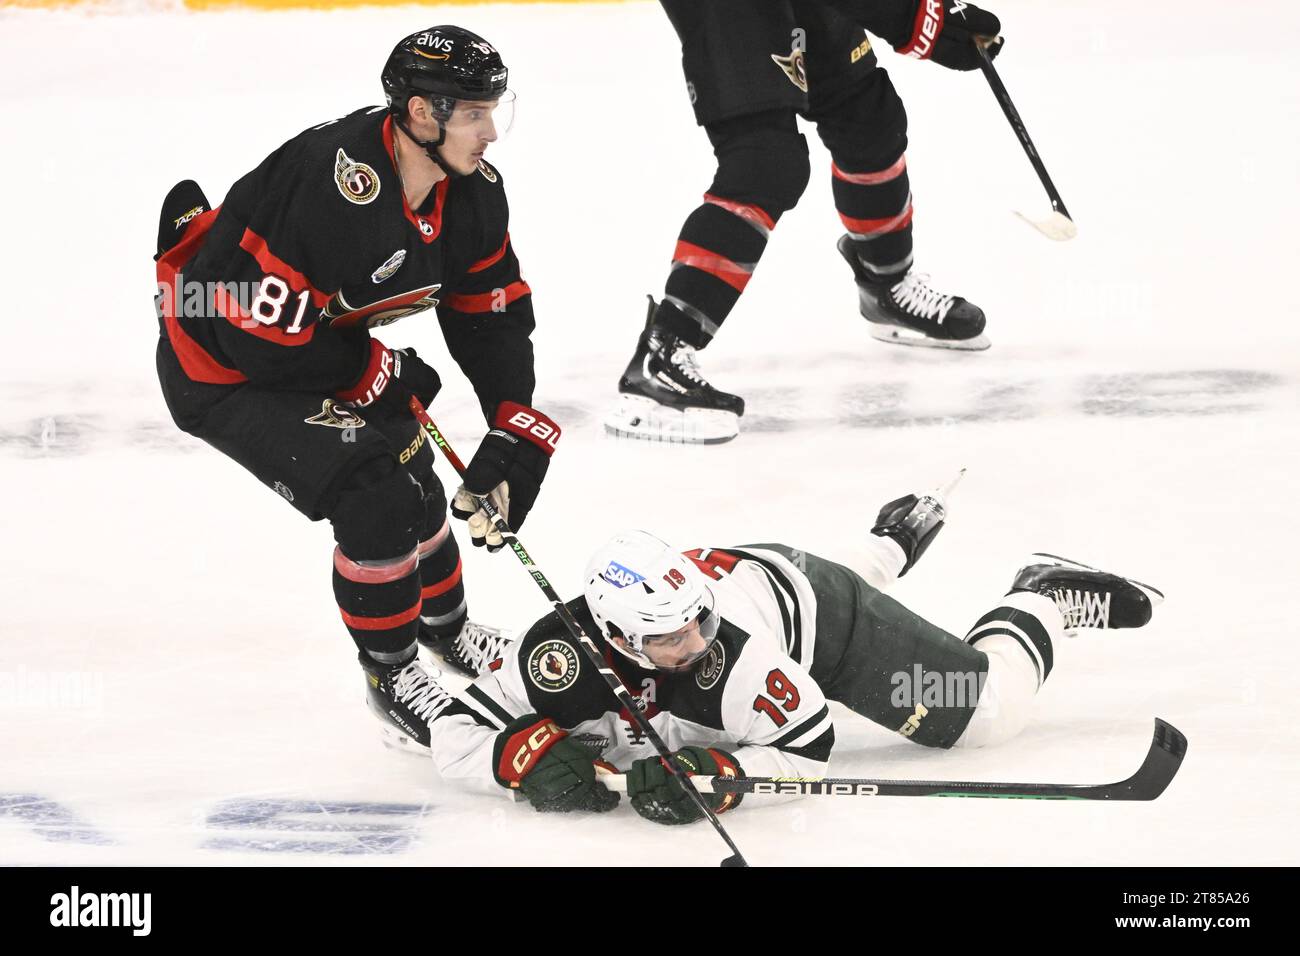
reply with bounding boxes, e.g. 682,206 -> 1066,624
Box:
600,718 -> 1186,801
975,41 -> 1077,241
407,396 -> 750,868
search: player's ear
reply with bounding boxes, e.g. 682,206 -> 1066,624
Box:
407,96 -> 434,130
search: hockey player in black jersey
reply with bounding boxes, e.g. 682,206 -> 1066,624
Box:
153,26 -> 559,753
416,490 -> 1161,824
608,0 -> 1004,444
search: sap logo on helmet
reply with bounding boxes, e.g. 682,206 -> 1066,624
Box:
601,561 -> 645,589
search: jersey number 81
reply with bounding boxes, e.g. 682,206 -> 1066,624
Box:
249,275 -> 312,334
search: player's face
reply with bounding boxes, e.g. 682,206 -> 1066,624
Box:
639,609 -> 719,672
438,95 -> 515,175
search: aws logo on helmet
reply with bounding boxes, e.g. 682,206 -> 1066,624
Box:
601,561 -> 645,589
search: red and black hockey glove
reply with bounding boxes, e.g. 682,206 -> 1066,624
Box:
492,715 -> 620,813
451,402 -> 559,552
894,1 -> 1003,72
626,746 -> 743,826
335,340 -> 441,416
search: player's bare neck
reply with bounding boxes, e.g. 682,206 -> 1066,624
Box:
393,126 -> 447,211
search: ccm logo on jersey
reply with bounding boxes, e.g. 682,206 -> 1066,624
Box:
898,702 -> 929,738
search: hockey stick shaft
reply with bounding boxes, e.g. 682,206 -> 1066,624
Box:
976,42 -> 1071,220
408,396 -> 749,867
600,718 -> 1186,801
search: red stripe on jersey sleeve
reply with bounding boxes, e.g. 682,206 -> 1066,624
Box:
239,229 -> 330,308
156,207 -> 248,385
467,233 -> 510,273
444,279 -> 531,314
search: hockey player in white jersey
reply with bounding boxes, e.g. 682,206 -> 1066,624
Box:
414,492 -> 1161,825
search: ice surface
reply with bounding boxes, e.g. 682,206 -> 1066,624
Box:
1,1 -> 1297,866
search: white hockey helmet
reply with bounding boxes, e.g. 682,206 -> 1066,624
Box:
583,530 -> 720,673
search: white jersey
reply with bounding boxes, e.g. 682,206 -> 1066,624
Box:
428,546 -> 835,796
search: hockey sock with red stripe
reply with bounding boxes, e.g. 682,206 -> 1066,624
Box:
658,192 -> 776,347
655,115 -> 809,347
832,150 -> 914,281
333,545 -> 422,663
416,517 -> 466,638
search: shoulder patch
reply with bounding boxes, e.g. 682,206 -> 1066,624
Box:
477,159 -> 498,183
527,639 -> 580,693
335,147 -> 381,204
695,639 -> 727,690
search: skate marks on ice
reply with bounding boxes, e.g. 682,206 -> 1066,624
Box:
0,414 -> 208,457
755,368 -> 1285,434
0,793 -> 115,847
0,369 -> 1286,457
593,366 -> 1289,435
0,791 -> 434,860
201,797 -> 433,856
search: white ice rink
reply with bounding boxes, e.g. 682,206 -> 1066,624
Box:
1,0 -> 1297,866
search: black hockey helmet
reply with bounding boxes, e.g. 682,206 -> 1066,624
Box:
381,26 -> 509,123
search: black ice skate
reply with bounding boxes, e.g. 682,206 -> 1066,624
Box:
155,179 -> 210,259
837,235 -> 990,351
1010,554 -> 1164,635
605,296 -> 744,444
419,620 -> 513,678
359,652 -> 454,755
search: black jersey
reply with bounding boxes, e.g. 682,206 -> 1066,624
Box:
156,106 -> 535,422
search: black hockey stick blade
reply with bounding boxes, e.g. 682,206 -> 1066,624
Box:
1075,717 -> 1188,801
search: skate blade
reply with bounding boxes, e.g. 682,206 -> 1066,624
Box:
1028,552 -> 1164,605
867,322 -> 991,352
604,395 -> 739,445
1016,210 -> 1078,242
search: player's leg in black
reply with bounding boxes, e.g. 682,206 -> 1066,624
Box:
156,346 -> 447,753
607,0 -> 811,444
368,411 -> 513,678
804,10 -> 989,350
326,450 -> 443,754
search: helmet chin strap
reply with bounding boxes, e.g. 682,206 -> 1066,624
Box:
394,114 -> 471,180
